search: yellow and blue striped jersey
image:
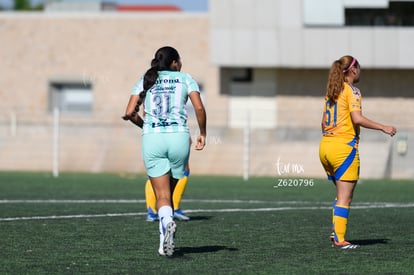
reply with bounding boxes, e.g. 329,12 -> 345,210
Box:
322,82 -> 362,144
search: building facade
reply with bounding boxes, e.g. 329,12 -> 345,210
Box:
0,0 -> 413,178
209,0 -> 414,178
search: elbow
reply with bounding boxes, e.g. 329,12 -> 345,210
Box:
352,117 -> 363,126
350,112 -> 364,126
194,106 -> 206,117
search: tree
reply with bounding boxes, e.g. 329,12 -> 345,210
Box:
14,0 -> 31,10
14,0 -> 44,11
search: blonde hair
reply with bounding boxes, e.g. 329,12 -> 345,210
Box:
325,55 -> 359,103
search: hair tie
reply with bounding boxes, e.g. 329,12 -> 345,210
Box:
342,58 -> 356,73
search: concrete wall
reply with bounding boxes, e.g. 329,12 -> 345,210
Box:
210,0 -> 414,68
0,12 -> 221,126
1,11 -> 412,179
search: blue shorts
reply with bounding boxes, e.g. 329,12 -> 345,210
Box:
142,132 -> 190,179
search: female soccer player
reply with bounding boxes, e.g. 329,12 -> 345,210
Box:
124,109 -> 191,222
319,55 -> 396,249
123,46 -> 207,256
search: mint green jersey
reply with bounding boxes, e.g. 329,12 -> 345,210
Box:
131,71 -> 200,134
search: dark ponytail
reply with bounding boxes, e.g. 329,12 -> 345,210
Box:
134,46 -> 180,113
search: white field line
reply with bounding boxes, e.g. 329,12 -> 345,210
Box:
0,199 -> 336,204
0,199 -> 409,205
0,199 -> 326,204
0,199 -> 147,204
0,201 -> 413,222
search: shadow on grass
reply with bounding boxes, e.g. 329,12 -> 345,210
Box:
173,245 -> 238,256
350,238 -> 391,246
185,216 -> 213,221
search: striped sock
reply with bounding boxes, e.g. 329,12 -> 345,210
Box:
145,180 -> 157,214
331,198 -> 337,231
173,170 -> 189,210
333,204 -> 350,242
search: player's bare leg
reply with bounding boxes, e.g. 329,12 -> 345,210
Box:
332,180 -> 359,249
151,173 -> 178,256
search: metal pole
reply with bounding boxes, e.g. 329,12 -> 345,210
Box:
53,107 -> 60,178
243,112 -> 250,181
10,112 -> 16,137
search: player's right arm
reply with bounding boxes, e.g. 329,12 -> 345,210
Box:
122,95 -> 144,128
321,112 -> 326,133
123,94 -> 139,118
128,112 -> 144,128
123,76 -> 145,125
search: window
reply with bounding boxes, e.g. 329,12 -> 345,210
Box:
346,2 -> 414,26
231,68 -> 253,82
48,80 -> 93,114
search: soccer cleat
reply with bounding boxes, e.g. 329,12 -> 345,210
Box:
158,247 -> 165,256
146,208 -> 159,222
163,221 -> 176,256
334,240 -> 359,249
174,209 -> 190,221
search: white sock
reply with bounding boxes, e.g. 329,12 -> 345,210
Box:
158,205 -> 174,229
159,220 -> 164,249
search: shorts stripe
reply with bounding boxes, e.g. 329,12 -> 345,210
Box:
334,147 -> 356,181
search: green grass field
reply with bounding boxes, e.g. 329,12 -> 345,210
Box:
0,172 -> 413,274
